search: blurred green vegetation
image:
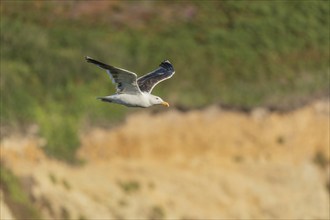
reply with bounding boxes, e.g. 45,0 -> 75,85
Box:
0,165 -> 41,219
1,1 -> 329,162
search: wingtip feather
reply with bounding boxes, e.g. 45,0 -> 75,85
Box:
159,59 -> 174,71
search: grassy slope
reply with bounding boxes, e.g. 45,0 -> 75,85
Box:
0,1 -> 329,161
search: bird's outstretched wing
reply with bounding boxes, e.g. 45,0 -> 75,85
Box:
137,60 -> 175,93
86,56 -> 141,94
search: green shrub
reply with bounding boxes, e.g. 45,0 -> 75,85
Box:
117,180 -> 140,194
0,166 -> 41,219
35,106 -> 81,162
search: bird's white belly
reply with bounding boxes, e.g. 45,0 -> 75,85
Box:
113,94 -> 150,107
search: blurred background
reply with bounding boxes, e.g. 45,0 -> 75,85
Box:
0,1 -> 329,219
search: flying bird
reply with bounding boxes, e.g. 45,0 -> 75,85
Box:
86,57 -> 175,108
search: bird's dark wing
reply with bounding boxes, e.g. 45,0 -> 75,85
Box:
86,56 -> 141,94
137,60 -> 175,93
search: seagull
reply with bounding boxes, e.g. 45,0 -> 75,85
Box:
86,57 -> 175,108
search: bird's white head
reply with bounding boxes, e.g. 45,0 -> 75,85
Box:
150,95 -> 169,107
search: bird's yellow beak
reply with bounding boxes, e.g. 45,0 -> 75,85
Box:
162,101 -> 170,107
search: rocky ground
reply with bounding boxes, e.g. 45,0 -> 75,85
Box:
1,100 -> 329,219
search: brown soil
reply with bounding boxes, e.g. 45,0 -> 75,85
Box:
1,100 -> 329,219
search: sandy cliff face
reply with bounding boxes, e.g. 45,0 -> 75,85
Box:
1,100 -> 329,219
